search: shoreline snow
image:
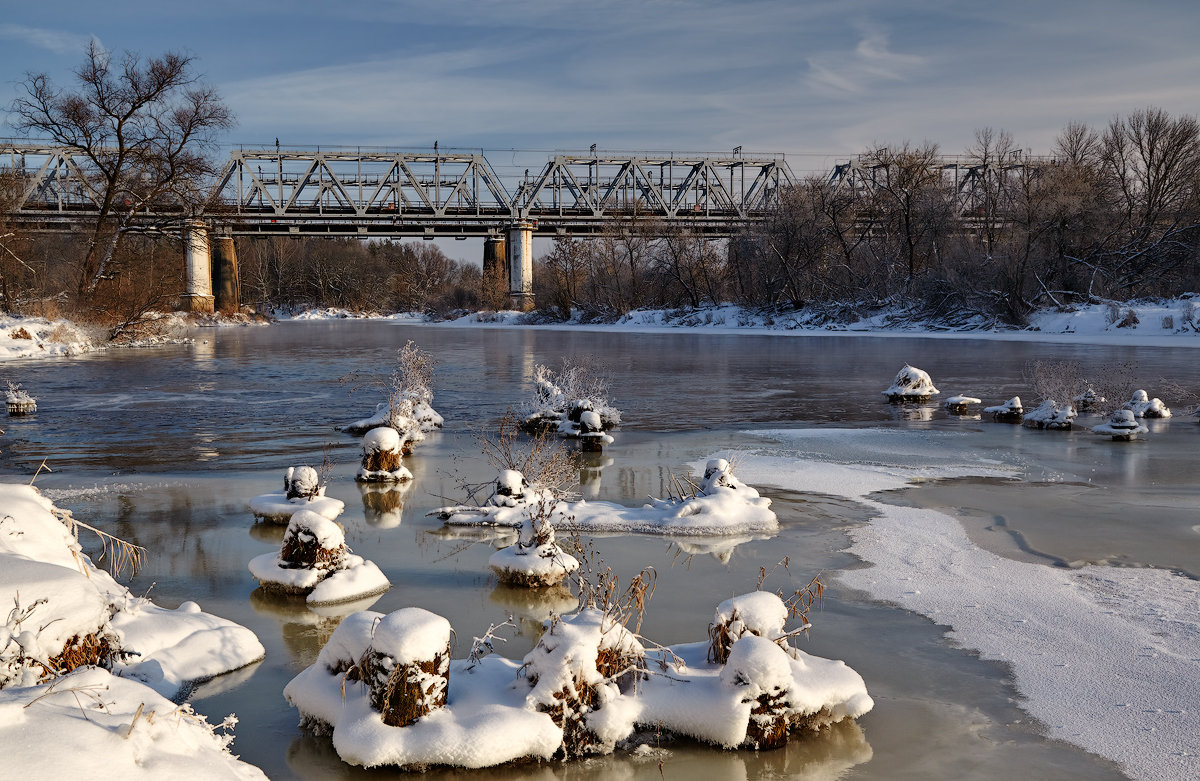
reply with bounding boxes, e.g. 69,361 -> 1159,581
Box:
733,429 -> 1199,781
7,298 -> 1200,363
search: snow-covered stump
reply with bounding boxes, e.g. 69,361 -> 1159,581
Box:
1092,409 -> 1148,441
720,635 -> 793,751
359,608 -> 451,728
1022,399 -> 1077,430
522,609 -> 645,757
578,410 -> 612,454
356,427 -> 414,483
1123,389 -> 1172,418
5,384 -> 36,415
707,591 -> 790,665
984,396 -> 1024,423
882,364 -> 939,404
248,510 -> 390,605
944,395 -> 981,415
488,520 -> 580,588
250,466 -> 345,525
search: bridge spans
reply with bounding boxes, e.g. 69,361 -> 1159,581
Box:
2,142 -> 795,310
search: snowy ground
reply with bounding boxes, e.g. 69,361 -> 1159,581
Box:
732,428 -> 1199,781
0,483 -> 267,779
5,298 -> 1200,364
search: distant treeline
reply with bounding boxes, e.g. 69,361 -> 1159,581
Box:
536,108 -> 1200,325
3,107 -> 1199,327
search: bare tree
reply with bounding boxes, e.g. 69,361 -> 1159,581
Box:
9,41 -> 234,297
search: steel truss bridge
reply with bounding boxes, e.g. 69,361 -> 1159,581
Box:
828,153 -> 1054,217
2,142 -> 796,239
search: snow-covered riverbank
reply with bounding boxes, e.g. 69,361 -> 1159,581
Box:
5,297 -> 1200,363
0,483 -> 266,779
728,428 -> 1200,781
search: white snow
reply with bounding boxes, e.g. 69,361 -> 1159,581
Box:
0,482 -> 265,778
488,542 -> 580,583
286,602 -> 871,768
1124,389 -> 1172,418
733,428 -> 1199,781
371,608 -> 452,664
0,315 -> 96,361
1091,409 -> 1148,440
882,364 -> 939,399
714,591 -> 791,641
1022,399 -> 1076,429
248,510 -> 390,606
438,462 -> 776,537
248,489 -> 344,524
0,666 -> 267,780
984,395 -> 1023,415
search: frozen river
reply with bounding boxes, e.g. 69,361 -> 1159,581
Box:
2,321 -> 1197,780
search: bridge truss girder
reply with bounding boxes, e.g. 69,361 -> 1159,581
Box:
829,155 -> 1049,217
3,143 -> 795,239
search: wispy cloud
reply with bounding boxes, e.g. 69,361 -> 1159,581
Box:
805,26 -> 926,97
0,24 -> 93,56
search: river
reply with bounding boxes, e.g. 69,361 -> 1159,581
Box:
3,321 -> 1198,780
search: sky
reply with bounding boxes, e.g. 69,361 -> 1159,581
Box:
2,0 -> 1198,259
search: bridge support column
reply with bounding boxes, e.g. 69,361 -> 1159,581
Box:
507,221 -> 534,311
182,222 -> 215,314
212,235 -> 240,313
483,236 -> 508,307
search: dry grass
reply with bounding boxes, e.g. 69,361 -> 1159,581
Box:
44,631 -> 118,680
478,410 -> 576,494
55,507 -> 146,579
362,448 -> 403,473
279,531 -> 346,571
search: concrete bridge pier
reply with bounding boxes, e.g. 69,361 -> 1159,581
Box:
483,235 -> 507,302
507,220 -> 534,311
183,222 -> 215,314
211,235 -> 241,312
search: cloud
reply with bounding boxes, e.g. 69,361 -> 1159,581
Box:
805,26 -> 927,97
0,24 -> 93,56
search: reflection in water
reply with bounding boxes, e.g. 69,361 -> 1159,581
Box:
578,453 -> 613,500
249,520 -> 287,544
283,713 -> 872,780
889,403 -> 936,422
248,587 -> 384,665
358,482 -> 410,528
489,583 -> 577,623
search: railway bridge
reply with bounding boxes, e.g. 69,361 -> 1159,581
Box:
2,143 -> 795,311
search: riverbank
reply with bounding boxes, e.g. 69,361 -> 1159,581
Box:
5,297 -> 1200,364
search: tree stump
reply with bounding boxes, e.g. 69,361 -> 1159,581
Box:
361,608 -> 451,727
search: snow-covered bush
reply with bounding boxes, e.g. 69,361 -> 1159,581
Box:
1092,409 -> 1148,441
882,364 -> 939,403
1123,389 -> 1171,418
520,361 -> 621,437
248,509 -> 389,606
343,341 -> 443,438
249,465 -> 344,524
1022,399 -> 1076,430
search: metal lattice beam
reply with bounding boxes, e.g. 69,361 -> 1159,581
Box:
2,142 -> 795,238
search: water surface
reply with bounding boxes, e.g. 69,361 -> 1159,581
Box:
6,321 -> 1196,780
